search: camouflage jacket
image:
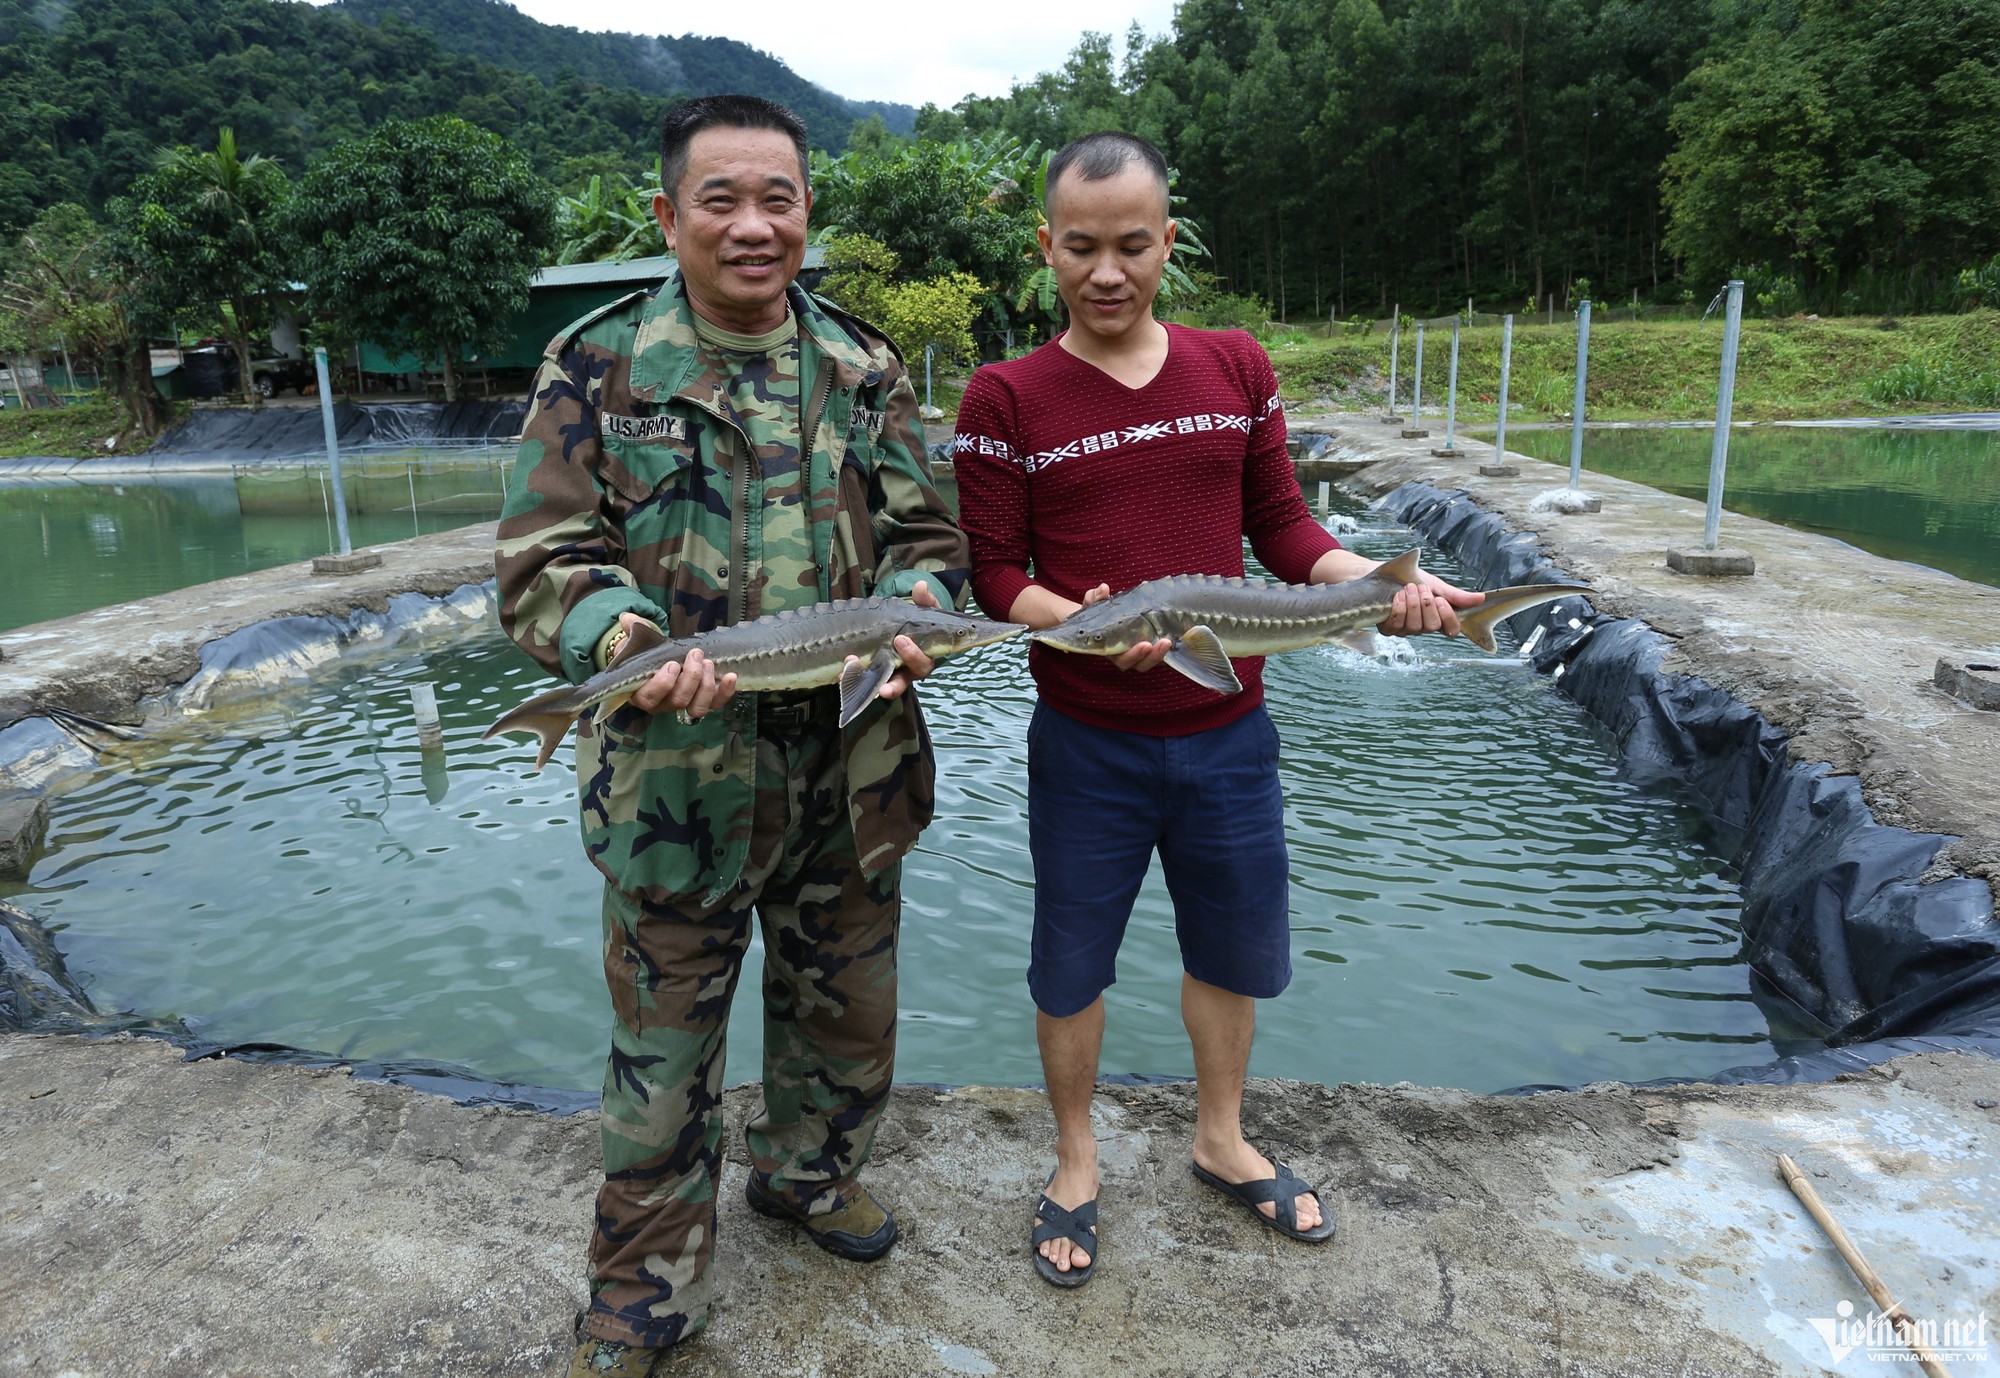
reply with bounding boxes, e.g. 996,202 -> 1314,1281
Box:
496,276 -> 970,905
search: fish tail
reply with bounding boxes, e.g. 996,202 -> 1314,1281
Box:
1458,583 -> 1594,655
1456,606 -> 1504,655
483,684 -> 582,773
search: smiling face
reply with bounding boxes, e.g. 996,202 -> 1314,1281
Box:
1038,162 -> 1177,350
653,125 -> 812,335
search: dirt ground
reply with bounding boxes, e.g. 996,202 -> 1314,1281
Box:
3,1033 -> 1996,1378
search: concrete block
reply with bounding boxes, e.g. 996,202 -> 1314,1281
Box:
1479,463 -> 1519,477
312,550 -> 385,576
1378,414 -> 1405,426
0,794 -> 49,878
1429,447 -> 1464,459
1665,546 -> 1755,577
1935,658 -> 2000,711
1399,428 -> 1431,440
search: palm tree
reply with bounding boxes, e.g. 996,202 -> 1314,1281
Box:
155,128 -> 292,404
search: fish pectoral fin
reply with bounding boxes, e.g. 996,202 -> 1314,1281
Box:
1164,626 -> 1244,694
1338,629 -> 1386,657
837,648 -> 902,727
609,618 -> 667,668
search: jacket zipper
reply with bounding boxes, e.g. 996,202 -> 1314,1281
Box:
730,367 -> 835,625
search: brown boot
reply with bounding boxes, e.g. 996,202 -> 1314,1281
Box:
567,1337 -> 666,1377
744,1172 -> 898,1261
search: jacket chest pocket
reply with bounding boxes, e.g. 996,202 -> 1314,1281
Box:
600,429 -> 727,596
600,424 -> 699,504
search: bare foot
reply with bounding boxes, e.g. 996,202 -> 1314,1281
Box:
1191,1136 -> 1323,1233
1037,1147 -> 1099,1274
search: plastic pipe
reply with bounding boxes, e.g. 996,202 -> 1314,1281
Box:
410,682 -> 444,751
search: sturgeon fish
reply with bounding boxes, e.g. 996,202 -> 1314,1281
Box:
1031,549 -> 1591,694
487,597 -> 1028,770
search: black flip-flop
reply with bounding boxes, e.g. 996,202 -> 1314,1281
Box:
1191,1157 -> 1337,1243
1031,1184 -> 1100,1288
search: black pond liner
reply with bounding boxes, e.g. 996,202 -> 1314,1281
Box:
151,400 -> 529,459
1378,480 -> 2000,1091
5,487 -> 1998,1108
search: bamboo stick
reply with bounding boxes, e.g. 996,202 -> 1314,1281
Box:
1777,1153 -> 1953,1378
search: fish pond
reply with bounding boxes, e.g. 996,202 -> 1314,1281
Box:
0,449 -> 510,633
1,504 -> 1774,1095
1499,421 -> 2000,588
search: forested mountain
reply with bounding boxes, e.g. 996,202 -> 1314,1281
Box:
0,0 -> 910,238
332,0 -> 915,146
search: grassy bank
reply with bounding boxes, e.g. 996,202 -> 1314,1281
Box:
1263,311 -> 2000,422
0,400 -> 187,460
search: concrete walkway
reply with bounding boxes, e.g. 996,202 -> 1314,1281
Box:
4,1034 -> 1996,1377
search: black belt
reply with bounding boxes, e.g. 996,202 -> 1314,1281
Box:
757,687 -> 839,729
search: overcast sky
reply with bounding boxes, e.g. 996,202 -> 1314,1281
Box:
471,0 -> 1180,109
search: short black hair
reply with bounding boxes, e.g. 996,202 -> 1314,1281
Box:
659,94 -> 810,206
1044,131 -> 1170,212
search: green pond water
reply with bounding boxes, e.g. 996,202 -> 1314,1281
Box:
2,515 -> 1771,1094
1499,423 -> 2000,588
0,451 -> 511,633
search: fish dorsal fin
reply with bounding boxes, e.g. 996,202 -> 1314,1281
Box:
1376,548 -> 1423,586
1165,625 -> 1244,695
611,618 -> 668,667
837,647 -> 901,727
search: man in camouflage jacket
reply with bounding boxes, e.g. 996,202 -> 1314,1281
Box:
495,95 -> 969,1371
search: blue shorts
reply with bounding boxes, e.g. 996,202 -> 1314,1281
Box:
1026,702 -> 1293,1018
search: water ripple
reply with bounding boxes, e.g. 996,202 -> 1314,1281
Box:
1,508 -> 1770,1092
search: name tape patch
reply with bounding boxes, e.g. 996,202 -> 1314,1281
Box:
601,413 -> 689,443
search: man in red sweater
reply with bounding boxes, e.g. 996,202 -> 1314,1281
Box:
953,131 -> 1483,1285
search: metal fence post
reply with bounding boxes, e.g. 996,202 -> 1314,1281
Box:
1442,322 -> 1460,449
1413,321 -> 1426,421
1385,306 -> 1401,420
316,347 -> 352,556
1494,314 -> 1514,461
1567,300 -> 1591,490
1703,281 -> 1745,549
924,344 -> 934,412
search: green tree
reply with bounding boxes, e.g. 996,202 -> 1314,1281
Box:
291,116 -> 557,400
1664,0 -> 2000,310
2,203 -> 170,436
111,128 -> 295,403
811,134 -> 1042,348
817,233 -> 985,368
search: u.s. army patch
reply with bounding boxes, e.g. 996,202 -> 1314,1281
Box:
602,412 -> 688,443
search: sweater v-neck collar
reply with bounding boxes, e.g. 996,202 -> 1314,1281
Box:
1055,322 -> 1175,394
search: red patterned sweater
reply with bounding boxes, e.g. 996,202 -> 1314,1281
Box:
953,325 -> 1341,736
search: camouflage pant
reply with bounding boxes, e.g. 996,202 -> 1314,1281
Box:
584,709 -> 902,1349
